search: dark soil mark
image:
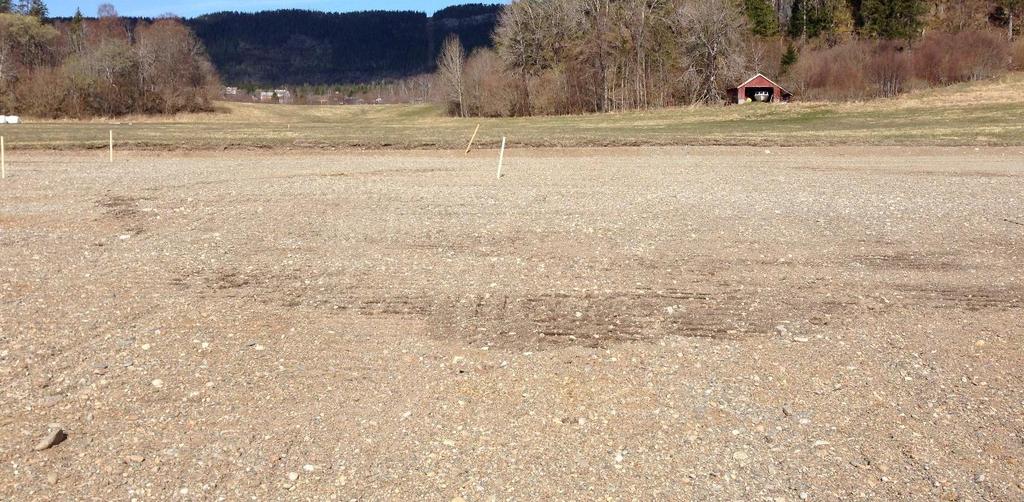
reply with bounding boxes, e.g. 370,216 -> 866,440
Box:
426,286 -> 765,350
210,271 -> 255,290
894,286 -> 1022,311
97,195 -> 149,235
851,252 -> 961,272
98,195 -> 142,219
169,268 -> 263,294
355,296 -> 432,316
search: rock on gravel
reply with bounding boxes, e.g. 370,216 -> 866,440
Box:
33,428 -> 67,451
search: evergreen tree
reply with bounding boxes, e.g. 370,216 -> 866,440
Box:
69,7 -> 84,52
788,0 -> 806,37
788,0 -> 836,39
27,0 -> 46,19
1000,0 -> 1023,40
780,43 -> 799,74
861,0 -> 925,40
743,0 -> 780,36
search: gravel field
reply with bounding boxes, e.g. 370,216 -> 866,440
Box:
1,146 -> 1023,500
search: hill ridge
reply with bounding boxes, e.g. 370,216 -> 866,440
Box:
187,4 -> 502,85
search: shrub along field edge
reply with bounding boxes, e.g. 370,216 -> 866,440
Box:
2,73 -> 1023,151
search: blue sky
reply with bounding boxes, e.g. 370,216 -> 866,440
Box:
47,1 -> 493,18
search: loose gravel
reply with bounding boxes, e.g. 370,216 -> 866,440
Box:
1,146 -> 1022,500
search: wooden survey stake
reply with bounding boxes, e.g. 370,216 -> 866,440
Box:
465,124 -> 480,154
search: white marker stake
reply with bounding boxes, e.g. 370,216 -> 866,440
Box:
496,137 -> 506,179
1,136 -> 5,179
109,130 -> 113,163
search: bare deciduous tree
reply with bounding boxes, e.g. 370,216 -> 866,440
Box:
97,3 -> 117,18
436,34 -> 466,117
673,0 -> 748,104
3,12 -> 217,118
463,48 -> 514,116
0,13 -> 57,113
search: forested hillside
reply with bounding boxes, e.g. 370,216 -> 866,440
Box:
434,0 -> 1024,116
187,4 -> 502,85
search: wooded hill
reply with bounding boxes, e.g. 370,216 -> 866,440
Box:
434,0 -> 1023,116
186,4 -> 502,85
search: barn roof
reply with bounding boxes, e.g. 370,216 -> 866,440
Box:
730,73 -> 792,96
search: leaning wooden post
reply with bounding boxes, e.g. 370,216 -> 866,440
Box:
496,137 -> 506,179
1,136 -> 5,179
465,123 -> 480,154
109,130 -> 113,163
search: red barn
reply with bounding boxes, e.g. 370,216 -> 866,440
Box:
726,73 -> 792,104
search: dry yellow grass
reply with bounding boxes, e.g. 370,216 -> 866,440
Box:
4,73 -> 1024,149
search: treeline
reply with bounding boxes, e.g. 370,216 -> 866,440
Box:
228,76 -> 440,105
187,4 -> 502,85
0,5 -> 218,118
791,30 -> 1022,100
436,0 -> 1024,116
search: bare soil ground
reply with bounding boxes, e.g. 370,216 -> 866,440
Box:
1,147 -> 1023,500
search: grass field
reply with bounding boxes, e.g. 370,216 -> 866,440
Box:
2,74 -> 1024,150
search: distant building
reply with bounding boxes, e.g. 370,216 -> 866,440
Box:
726,74 -> 792,104
224,86 -> 239,96
274,89 -> 293,104
253,89 -> 294,104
